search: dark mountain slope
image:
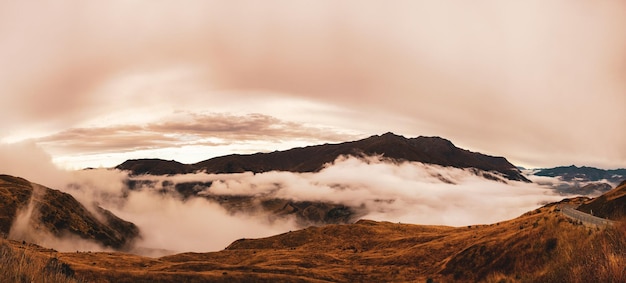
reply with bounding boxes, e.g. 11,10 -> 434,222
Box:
577,180 -> 626,220
117,133 -> 528,182
0,174 -> 139,250
115,159 -> 193,176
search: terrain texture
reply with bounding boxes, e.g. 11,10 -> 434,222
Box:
0,175 -> 139,250
1,184 -> 623,283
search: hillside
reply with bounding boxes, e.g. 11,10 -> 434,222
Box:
117,133 -> 529,182
47,202 -> 625,282
0,174 -> 139,250
2,174 -> 624,282
577,180 -> 626,220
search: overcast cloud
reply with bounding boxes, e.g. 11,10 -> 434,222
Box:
1,0 -> 625,169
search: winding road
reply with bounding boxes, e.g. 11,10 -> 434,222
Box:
560,206 -> 615,227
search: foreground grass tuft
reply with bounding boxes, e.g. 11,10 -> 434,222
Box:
532,218 -> 626,283
0,239 -> 84,283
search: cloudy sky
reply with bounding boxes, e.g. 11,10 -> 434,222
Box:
1,0 -> 625,170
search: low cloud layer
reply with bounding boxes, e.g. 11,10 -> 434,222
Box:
0,141 -> 585,255
65,156 -> 564,255
134,156 -> 562,226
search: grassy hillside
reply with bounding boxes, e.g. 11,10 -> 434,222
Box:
0,239 -> 84,283
0,174 -> 140,250
0,175 -> 34,235
577,180 -> 626,220
53,202 -> 625,282
2,174 -> 624,282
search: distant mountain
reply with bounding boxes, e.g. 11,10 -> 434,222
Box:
115,159 -> 194,176
577,180 -> 626,220
117,132 -> 529,182
534,165 -> 626,184
543,181 -> 614,196
0,174 -> 139,250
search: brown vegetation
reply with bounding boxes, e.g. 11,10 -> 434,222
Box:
0,239 -> 84,283
577,180 -> 626,220
51,203 -> 625,282
1,174 -> 624,282
0,174 -> 139,250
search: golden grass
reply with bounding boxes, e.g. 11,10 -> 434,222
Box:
0,239 -> 84,283
538,217 -> 626,283
5,203 -> 624,283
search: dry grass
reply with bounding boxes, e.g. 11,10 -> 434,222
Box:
538,218 -> 626,283
0,239 -> 84,283
6,203 -> 624,283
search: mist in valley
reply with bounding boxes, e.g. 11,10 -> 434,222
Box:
0,142 -> 566,255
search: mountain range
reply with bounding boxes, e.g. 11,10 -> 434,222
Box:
529,165 -> 626,196
117,133 -> 536,227
117,132 -> 529,182
116,133 -> 626,227
534,165 -> 626,184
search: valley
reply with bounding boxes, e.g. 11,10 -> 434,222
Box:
2,195 -> 624,282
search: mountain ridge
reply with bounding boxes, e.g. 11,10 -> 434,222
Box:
534,165 -> 626,184
116,133 -> 529,182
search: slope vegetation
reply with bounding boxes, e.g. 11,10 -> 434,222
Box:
577,180 -> 626,220
53,202 -> 625,282
0,174 -> 139,250
0,239 -> 84,283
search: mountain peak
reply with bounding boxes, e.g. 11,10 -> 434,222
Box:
116,159 -> 193,176
380,131 -> 403,138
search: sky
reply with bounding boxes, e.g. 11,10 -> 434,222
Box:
1,0 -> 625,170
